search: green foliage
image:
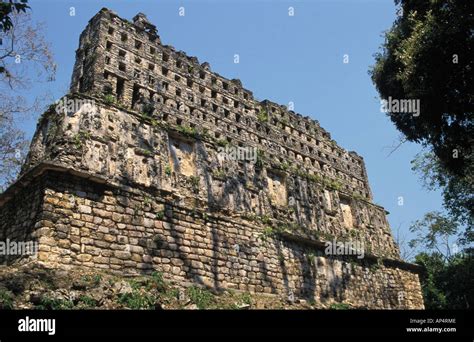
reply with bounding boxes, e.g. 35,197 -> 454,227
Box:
414,251 -> 474,309
351,192 -> 365,201
259,226 -> 276,242
146,272 -> 166,292
187,286 -> 214,309
81,273 -> 102,286
240,292 -> 252,306
175,125 -> 198,138
257,109 -> 269,123
370,0 -> 472,179
0,289 -> 14,309
325,178 -> 342,191
37,296 -> 75,310
142,102 -> 154,117
155,210 -> 165,220
103,94 -> 116,105
329,303 -> 351,310
164,164 -> 172,176
118,291 -> 155,309
216,139 -> 230,147
0,0 -> 29,33
306,251 -> 317,266
255,149 -> 265,169
260,215 -> 272,225
411,151 -> 473,241
73,130 -> 91,149
77,295 -> 97,308
409,211 -> 459,257
212,169 -> 226,179
188,175 -> 200,192
143,195 -> 152,206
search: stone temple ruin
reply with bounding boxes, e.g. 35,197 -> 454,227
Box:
0,8 -> 424,308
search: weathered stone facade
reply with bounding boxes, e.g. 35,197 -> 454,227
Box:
0,8 -> 424,308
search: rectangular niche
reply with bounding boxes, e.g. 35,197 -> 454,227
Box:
267,170 -> 287,206
168,135 -> 195,176
339,196 -> 354,228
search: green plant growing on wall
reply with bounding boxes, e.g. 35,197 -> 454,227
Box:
150,118 -> 159,127
259,226 -> 275,242
73,130 -> 91,149
155,210 -> 165,220
212,169 -> 226,179
143,195 -> 152,206
352,192 -> 365,201
176,125 -> 198,138
142,103 -> 155,117
255,149 -> 265,169
189,175 -> 200,192
216,138 -> 230,147
260,215 -> 272,225
103,94 -> 116,105
326,179 -> 342,191
133,203 -> 142,216
278,162 -> 290,171
164,164 -> 172,176
257,109 -> 268,123
141,148 -> 153,157
369,258 -> 383,273
306,251 -> 317,266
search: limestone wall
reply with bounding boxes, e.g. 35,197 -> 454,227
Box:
4,170 -> 423,309
21,97 -> 399,259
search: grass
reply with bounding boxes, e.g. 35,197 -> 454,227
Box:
77,295 -> 97,308
118,272 -> 167,309
0,289 -> 14,309
37,296 -> 75,310
240,292 -> 252,306
81,273 -> 102,286
118,291 -> 156,309
329,303 -> 351,310
187,286 -> 214,309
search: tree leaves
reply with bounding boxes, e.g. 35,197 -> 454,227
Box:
0,0 -> 29,33
370,0 -> 473,177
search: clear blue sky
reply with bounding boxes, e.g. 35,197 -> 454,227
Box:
24,0 -> 444,253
